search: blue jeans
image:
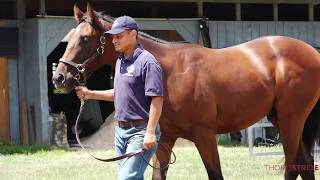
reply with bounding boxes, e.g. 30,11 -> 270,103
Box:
115,123 -> 161,180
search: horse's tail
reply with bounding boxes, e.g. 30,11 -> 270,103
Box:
302,98 -> 320,153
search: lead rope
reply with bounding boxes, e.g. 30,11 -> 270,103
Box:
140,143 -> 177,170
75,99 -> 176,168
75,100 -> 144,162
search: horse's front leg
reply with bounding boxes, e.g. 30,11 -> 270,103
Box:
194,127 -> 224,180
152,133 -> 177,180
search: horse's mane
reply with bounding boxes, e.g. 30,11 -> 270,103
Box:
81,11 -> 169,44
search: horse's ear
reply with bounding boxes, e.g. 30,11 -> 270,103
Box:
86,1 -> 95,22
74,3 -> 83,23
86,1 -> 111,30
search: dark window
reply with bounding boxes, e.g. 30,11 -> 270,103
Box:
156,2 -> 197,18
203,3 -> 236,21
40,1 -> 197,18
0,1 -> 16,19
45,0 -> 74,17
26,0 -> 38,18
102,2 -> 197,18
314,4 -> 320,21
91,1 -> 154,18
0,28 -> 19,56
241,4 -> 273,21
278,4 -> 308,21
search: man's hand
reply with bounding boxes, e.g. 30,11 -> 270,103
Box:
143,96 -> 163,150
75,86 -> 91,100
143,132 -> 157,150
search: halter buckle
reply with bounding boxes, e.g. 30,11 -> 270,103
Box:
74,74 -> 81,80
77,65 -> 85,73
100,36 -> 106,45
97,46 -> 104,55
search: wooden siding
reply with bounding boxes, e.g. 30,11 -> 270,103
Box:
0,57 -> 10,143
209,21 -> 320,48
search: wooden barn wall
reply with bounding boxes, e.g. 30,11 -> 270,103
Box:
0,57 -> 10,143
22,18 -> 76,144
208,21 -> 320,48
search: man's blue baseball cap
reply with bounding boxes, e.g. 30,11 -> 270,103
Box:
106,16 -> 139,34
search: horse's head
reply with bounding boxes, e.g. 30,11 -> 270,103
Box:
52,3 -> 117,92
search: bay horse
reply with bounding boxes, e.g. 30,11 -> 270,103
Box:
52,3 -> 320,180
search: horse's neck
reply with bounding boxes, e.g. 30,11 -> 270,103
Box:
138,36 -> 167,63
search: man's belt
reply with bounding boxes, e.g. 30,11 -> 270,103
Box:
118,119 -> 146,128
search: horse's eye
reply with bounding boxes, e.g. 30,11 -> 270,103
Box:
82,36 -> 89,43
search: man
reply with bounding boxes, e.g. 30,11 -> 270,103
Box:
75,15 -> 163,180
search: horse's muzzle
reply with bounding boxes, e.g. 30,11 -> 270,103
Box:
52,73 -> 65,88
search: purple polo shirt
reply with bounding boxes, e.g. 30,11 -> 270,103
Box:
114,45 -> 163,121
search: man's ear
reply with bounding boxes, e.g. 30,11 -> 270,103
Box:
132,30 -> 138,39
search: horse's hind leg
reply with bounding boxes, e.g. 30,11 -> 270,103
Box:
152,133 -> 177,180
297,140 -> 315,180
277,115 -> 303,179
193,127 -> 223,180
276,96 -> 318,180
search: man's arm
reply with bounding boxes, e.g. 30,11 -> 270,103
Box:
143,96 -> 163,149
75,86 -> 114,102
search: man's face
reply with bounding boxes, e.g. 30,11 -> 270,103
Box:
112,29 -> 137,53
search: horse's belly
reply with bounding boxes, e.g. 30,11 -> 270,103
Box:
215,97 -> 273,133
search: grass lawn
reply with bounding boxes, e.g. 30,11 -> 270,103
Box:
0,144 -> 319,180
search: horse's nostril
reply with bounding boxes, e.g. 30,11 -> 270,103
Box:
57,74 -> 65,84
53,73 -> 65,87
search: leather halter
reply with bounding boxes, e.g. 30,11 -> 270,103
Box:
59,35 -> 107,85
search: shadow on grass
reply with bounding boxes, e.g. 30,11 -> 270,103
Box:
0,143 -> 68,155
